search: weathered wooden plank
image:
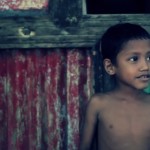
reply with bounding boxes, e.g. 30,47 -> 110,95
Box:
0,14 -> 150,48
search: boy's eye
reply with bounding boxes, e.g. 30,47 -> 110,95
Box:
147,55 -> 150,61
128,56 -> 138,62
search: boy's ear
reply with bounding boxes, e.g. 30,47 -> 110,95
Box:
103,59 -> 116,75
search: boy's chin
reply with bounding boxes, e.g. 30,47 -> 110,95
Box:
134,85 -> 149,91
136,82 -> 150,90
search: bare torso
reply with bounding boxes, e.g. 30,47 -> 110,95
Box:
96,93 -> 150,150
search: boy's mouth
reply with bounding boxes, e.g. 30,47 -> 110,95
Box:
136,74 -> 150,81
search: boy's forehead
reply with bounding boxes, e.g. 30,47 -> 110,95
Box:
121,39 -> 150,52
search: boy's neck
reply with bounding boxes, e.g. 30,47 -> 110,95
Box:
113,83 -> 145,102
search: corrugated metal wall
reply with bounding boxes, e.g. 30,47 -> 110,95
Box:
0,1 -> 94,150
0,49 -> 94,150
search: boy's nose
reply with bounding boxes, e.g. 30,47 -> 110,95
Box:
140,59 -> 149,71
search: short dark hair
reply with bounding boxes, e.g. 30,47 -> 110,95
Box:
101,23 -> 150,64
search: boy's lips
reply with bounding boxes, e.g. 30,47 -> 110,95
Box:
136,74 -> 150,81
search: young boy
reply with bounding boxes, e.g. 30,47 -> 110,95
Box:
80,23 -> 150,150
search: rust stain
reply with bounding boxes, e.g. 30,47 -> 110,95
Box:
0,0 -> 48,10
0,49 -> 93,150
19,0 -> 48,9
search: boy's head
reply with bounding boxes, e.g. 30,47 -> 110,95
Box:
101,23 -> 150,65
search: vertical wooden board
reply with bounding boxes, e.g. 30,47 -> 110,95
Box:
55,50 -> 68,150
66,49 -> 81,150
25,50 -> 44,150
78,49 -> 93,135
45,50 -> 65,150
7,50 -> 29,150
0,51 -> 8,150
66,49 -> 93,150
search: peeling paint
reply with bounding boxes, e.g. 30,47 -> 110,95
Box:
0,0 -> 48,10
0,49 -> 93,150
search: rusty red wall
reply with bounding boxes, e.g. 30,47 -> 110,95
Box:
0,0 -> 48,10
0,1 -> 94,149
0,49 -> 93,150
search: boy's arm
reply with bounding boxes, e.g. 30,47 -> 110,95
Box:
80,97 -> 99,150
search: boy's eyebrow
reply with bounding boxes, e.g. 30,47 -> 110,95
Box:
127,48 -> 150,53
124,52 -> 140,55
121,47 -> 150,55
124,51 -> 150,56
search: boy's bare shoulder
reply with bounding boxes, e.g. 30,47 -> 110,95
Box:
90,92 -> 113,102
87,93 -> 111,111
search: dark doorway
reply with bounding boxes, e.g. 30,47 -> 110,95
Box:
86,0 -> 150,14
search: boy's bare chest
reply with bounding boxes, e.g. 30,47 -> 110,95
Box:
99,101 -> 150,138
